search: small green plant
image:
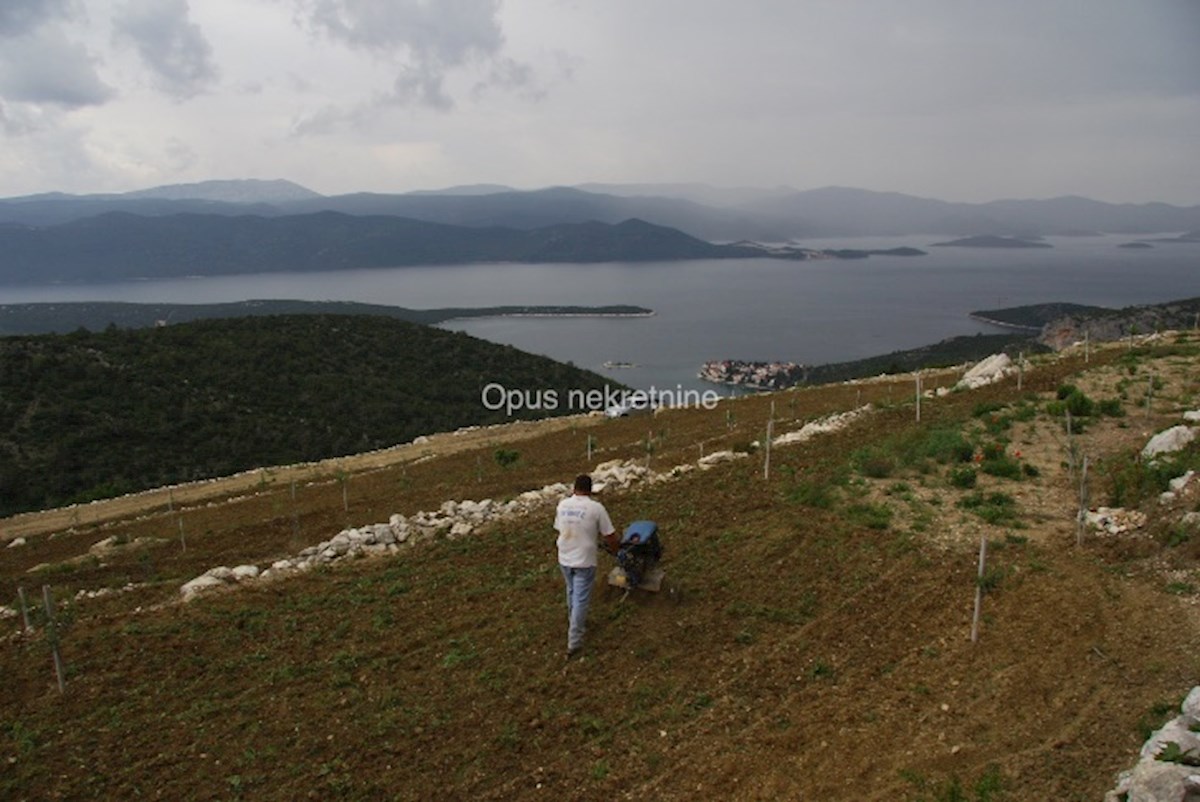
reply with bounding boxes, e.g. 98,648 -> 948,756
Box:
853,446 -> 895,478
947,465 -> 978,489
1097,397 -> 1125,417
787,480 -> 836,509
493,448 -> 520,469
846,502 -> 892,530
1155,741 -> 1200,766
958,491 -> 1019,526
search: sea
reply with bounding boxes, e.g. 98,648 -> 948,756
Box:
2,234 -> 1197,393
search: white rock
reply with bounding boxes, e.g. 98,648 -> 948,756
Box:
271,559 -> 294,571
205,566 -> 235,582
1169,471 -> 1195,493
0,605 -> 18,620
1184,410 -> 1200,422
181,575 -> 226,599
1142,425 -> 1196,459
231,565 -> 260,580
956,353 -> 1014,390
449,522 -> 473,539
6,537 -> 26,549
1184,687 -> 1200,720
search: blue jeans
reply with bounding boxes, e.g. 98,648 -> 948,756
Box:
559,565 -> 596,651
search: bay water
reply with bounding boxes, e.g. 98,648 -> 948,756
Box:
2,234 -> 1196,392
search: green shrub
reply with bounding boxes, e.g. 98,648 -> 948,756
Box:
947,465 -> 978,489
1097,397 -> 1125,417
1055,384 -> 1079,400
958,491 -> 1019,526
981,455 -> 1023,480
853,447 -> 895,479
788,480 -> 836,509
846,502 -> 892,530
1064,389 -> 1094,417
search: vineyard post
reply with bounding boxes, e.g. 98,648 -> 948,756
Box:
915,371 -> 922,422
971,536 -> 988,644
1076,455 -> 1090,547
17,586 -> 32,632
42,585 -> 65,693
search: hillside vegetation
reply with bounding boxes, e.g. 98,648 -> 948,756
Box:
0,314 -> 617,517
2,334 -> 1198,800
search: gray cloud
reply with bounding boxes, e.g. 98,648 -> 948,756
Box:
0,0 -> 76,37
0,25 -> 114,109
113,0 -> 219,100
292,0 -> 532,110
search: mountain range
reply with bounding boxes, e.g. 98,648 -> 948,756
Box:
2,180 -> 1197,241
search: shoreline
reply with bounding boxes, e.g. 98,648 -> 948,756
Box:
967,314 -> 1042,333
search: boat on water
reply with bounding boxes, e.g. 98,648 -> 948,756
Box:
603,360 -> 638,369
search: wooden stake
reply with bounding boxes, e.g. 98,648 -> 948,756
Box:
763,419 -> 774,480
42,585 -> 65,693
1076,455 -> 1090,547
17,586 -> 32,632
915,371 -> 922,422
1084,331 -> 1089,363
342,475 -> 349,512
1146,375 -> 1154,417
178,516 -> 187,552
1017,352 -> 1024,391
971,536 -> 988,644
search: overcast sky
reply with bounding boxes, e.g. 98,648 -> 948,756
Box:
1,0 -> 1197,203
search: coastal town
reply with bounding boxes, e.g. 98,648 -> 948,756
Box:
698,359 -> 806,390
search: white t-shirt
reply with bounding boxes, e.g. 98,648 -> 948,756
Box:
555,493 -> 615,568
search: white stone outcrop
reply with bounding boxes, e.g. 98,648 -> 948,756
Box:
1183,410 -> 1200,423
773,405 -> 873,447
1106,687 -> 1200,802
1143,426 -> 1197,460
1085,507 -> 1148,536
6,537 -> 26,549
955,354 -> 1014,390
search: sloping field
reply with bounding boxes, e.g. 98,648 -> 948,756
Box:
3,338 -> 1198,800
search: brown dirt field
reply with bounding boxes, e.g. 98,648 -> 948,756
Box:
2,338 -> 1198,801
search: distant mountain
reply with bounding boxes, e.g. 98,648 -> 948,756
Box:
2,181 -> 1198,240
123,178 -> 323,204
736,186 -> 1200,238
574,182 -> 798,208
930,235 -> 1052,249
0,212 -> 766,283
275,186 -> 785,241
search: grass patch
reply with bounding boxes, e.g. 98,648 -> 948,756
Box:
845,502 -> 893,530
958,491 -> 1020,526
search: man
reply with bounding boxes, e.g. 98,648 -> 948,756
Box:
554,474 -> 615,659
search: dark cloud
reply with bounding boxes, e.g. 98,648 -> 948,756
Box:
113,0 -> 219,99
293,0 -> 533,110
0,25 -> 114,108
0,0 -> 75,37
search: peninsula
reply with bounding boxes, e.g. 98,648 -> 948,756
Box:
930,235 -> 1052,249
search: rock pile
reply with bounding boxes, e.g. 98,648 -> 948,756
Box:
179,458 -> 654,600
1105,687 -> 1200,802
1085,507 -> 1149,536
955,353 -> 1015,390
773,405 -> 873,447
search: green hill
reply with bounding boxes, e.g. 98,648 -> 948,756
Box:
0,314 -> 618,516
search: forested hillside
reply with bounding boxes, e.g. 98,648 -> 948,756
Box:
0,315 -> 615,516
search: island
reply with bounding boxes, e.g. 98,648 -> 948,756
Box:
0,300 -> 655,336
699,359 -> 806,390
1118,242 -> 1154,249
930,235 -> 1052,249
